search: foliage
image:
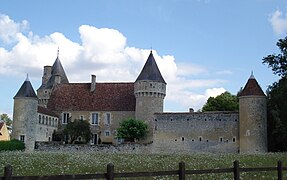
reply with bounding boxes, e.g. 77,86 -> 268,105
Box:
0,114 -> 12,126
263,35 -> 287,151
117,118 -> 148,142
0,139 -> 25,151
202,91 -> 239,112
262,36 -> 287,77
0,151 -> 287,179
63,119 -> 91,144
52,130 -> 64,141
265,78 -> 287,151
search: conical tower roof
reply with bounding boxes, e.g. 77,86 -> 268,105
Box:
45,56 -> 69,89
136,51 -> 166,84
239,73 -> 265,97
14,75 -> 37,98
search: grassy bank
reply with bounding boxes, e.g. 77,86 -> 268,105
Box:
0,151 -> 286,179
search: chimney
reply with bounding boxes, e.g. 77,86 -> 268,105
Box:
189,108 -> 194,113
91,75 -> 96,92
42,66 -> 52,85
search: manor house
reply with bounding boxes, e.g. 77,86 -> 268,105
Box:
12,51 -> 267,153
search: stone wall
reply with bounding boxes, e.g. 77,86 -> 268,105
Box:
36,142 -> 152,154
153,112 -> 239,153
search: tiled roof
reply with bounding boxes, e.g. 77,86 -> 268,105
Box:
136,51 -> 166,84
47,83 -> 136,111
14,77 -> 37,98
240,75 -> 265,97
38,106 -> 59,117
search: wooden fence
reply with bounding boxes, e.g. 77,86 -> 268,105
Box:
1,160 -> 286,180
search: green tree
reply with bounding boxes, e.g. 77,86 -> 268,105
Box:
263,36 -> 287,77
0,114 -> 12,126
263,36 -> 287,151
63,119 -> 91,144
117,118 -> 148,142
265,78 -> 287,151
202,91 -> 239,112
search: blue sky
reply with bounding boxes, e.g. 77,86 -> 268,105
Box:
1,0 -> 287,116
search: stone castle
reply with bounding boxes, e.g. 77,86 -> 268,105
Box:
12,51 -> 267,153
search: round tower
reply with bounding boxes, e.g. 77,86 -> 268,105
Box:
239,73 -> 267,153
135,51 -> 166,142
12,75 -> 38,151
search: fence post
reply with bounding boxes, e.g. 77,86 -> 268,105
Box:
233,160 -> 240,180
106,163 -> 114,180
277,160 -> 283,180
179,161 -> 186,180
4,164 -> 12,180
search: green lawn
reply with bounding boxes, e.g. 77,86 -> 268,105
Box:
0,151 -> 286,179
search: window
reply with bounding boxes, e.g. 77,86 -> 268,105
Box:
49,117 -> 51,126
19,135 -> 25,142
62,113 -> 70,124
38,115 -> 41,123
105,130 -> 110,137
105,113 -> 111,126
199,136 -> 202,142
219,137 -> 223,142
80,115 -> 84,120
45,116 -> 48,125
91,113 -> 99,125
42,115 -> 45,124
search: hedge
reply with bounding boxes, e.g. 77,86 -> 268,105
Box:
0,139 -> 25,151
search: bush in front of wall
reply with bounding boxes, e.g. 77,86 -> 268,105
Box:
0,139 -> 25,151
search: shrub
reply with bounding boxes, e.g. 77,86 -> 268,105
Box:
0,139 -> 25,151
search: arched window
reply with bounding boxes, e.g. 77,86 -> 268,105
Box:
39,115 -> 41,123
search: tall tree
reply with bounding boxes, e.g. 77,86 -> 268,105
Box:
265,78 -> 287,151
263,35 -> 287,151
263,36 -> 287,77
202,91 -> 239,112
63,119 -> 92,144
117,118 -> 148,142
0,114 -> 12,126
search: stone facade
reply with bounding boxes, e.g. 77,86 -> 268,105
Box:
239,96 -> 267,153
134,81 -> 166,142
153,112 -> 239,153
36,112 -> 58,142
12,97 -> 37,151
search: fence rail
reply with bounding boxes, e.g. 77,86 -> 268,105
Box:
1,160 -> 286,180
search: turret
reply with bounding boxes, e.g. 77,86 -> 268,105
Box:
134,51 -> 166,142
37,50 -> 69,107
239,73 -> 267,153
12,75 -> 38,151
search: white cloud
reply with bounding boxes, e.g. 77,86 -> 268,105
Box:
269,9 -> 287,35
0,14 -> 29,43
0,14 -> 228,112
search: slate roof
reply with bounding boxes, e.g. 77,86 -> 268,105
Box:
39,56 -> 69,89
47,83 -> 136,111
14,76 -> 37,98
239,74 -> 265,97
136,51 -> 166,84
38,106 -> 59,117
